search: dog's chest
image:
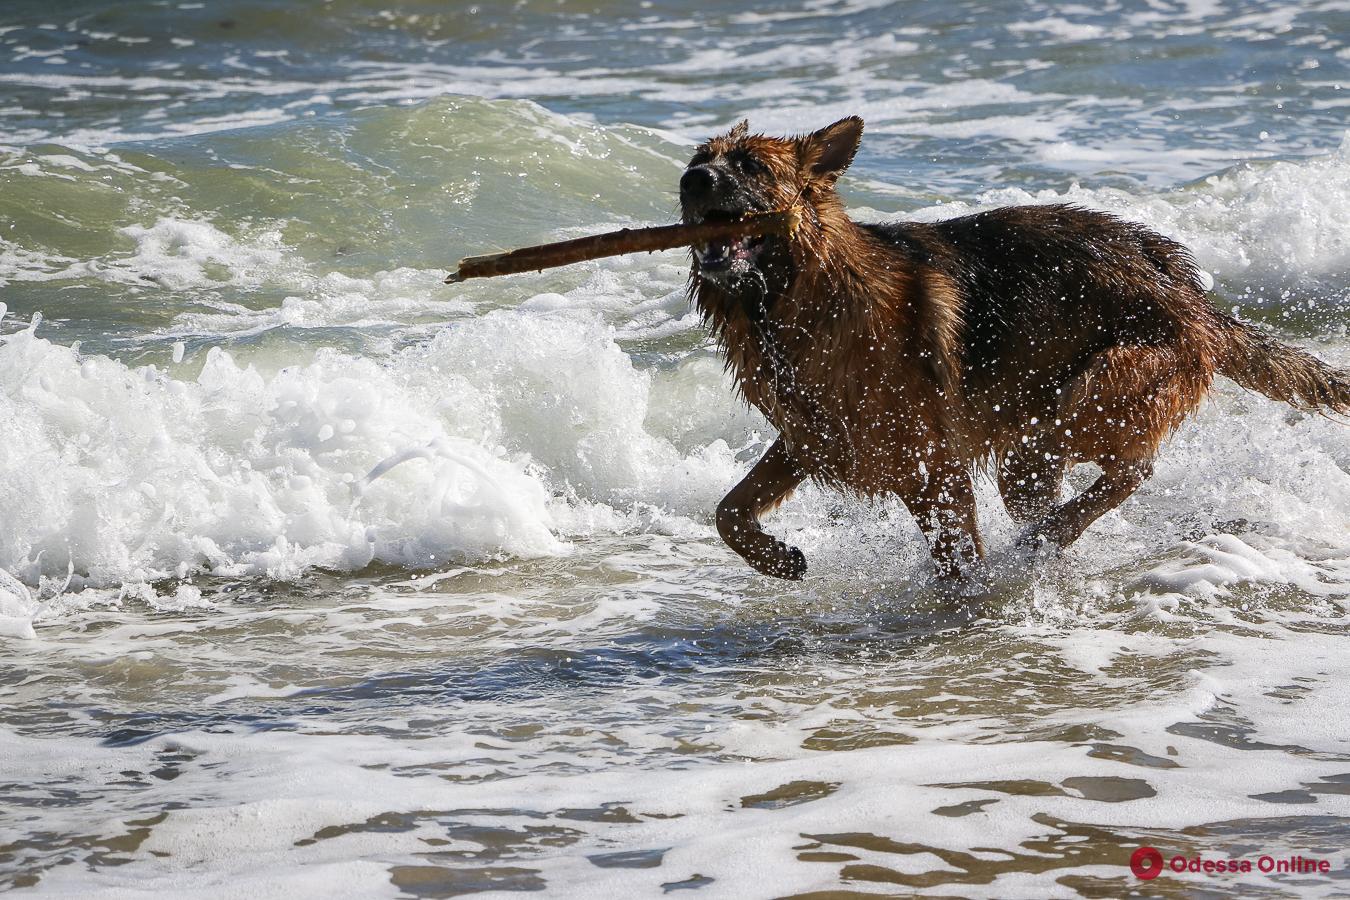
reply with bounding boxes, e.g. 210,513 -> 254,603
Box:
726,323 -> 939,489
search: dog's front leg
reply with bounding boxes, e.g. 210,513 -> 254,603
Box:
716,438 -> 807,580
903,459 -> 983,580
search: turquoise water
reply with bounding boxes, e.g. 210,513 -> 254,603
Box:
1,2 -> 1348,897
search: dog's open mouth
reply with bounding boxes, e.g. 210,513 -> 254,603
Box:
691,209 -> 766,274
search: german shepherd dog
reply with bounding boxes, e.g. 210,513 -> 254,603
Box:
680,117 -> 1350,581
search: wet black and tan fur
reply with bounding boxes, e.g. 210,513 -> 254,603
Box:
679,116 -> 1350,580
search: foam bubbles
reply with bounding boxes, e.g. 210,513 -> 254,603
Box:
0,305 -> 761,593
0,317 -> 565,588
113,218 -> 290,290
0,568 -> 36,639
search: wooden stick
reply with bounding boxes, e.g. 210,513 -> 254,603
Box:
444,208 -> 800,284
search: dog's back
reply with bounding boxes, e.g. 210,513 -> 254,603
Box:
861,204 -> 1227,454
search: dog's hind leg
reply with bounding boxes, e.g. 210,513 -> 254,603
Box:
717,438 -> 808,579
1024,457 -> 1154,548
1022,342 -> 1212,548
998,432 -> 1067,526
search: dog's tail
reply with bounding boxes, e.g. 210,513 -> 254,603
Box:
1216,317 -> 1350,414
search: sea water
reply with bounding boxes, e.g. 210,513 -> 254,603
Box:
0,1 -> 1347,896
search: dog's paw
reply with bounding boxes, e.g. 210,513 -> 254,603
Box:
1013,524 -> 1061,552
753,544 -> 807,580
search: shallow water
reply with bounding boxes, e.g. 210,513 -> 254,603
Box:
1,1 -> 1348,897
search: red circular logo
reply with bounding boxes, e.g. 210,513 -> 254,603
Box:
1131,846 -> 1164,880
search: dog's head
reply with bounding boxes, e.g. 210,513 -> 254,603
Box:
680,116 -> 864,295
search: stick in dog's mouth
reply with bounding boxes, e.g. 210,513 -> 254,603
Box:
444,208 -> 799,284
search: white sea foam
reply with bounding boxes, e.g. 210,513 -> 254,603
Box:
112,219 -> 290,290
1,217 -> 293,290
0,567 -> 37,639
5,619 -> 1348,896
0,315 -> 564,592
0,305 -> 761,605
1007,17 -> 1116,41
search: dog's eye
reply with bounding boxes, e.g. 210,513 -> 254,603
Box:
730,152 -> 768,175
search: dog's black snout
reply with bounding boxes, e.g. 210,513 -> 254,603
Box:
680,165 -> 716,201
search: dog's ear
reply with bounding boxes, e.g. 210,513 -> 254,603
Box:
727,119 -> 749,142
800,116 -> 864,182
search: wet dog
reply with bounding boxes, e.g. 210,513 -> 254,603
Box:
681,117 -> 1350,580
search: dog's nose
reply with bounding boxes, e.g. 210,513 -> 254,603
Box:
680,166 -> 715,201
